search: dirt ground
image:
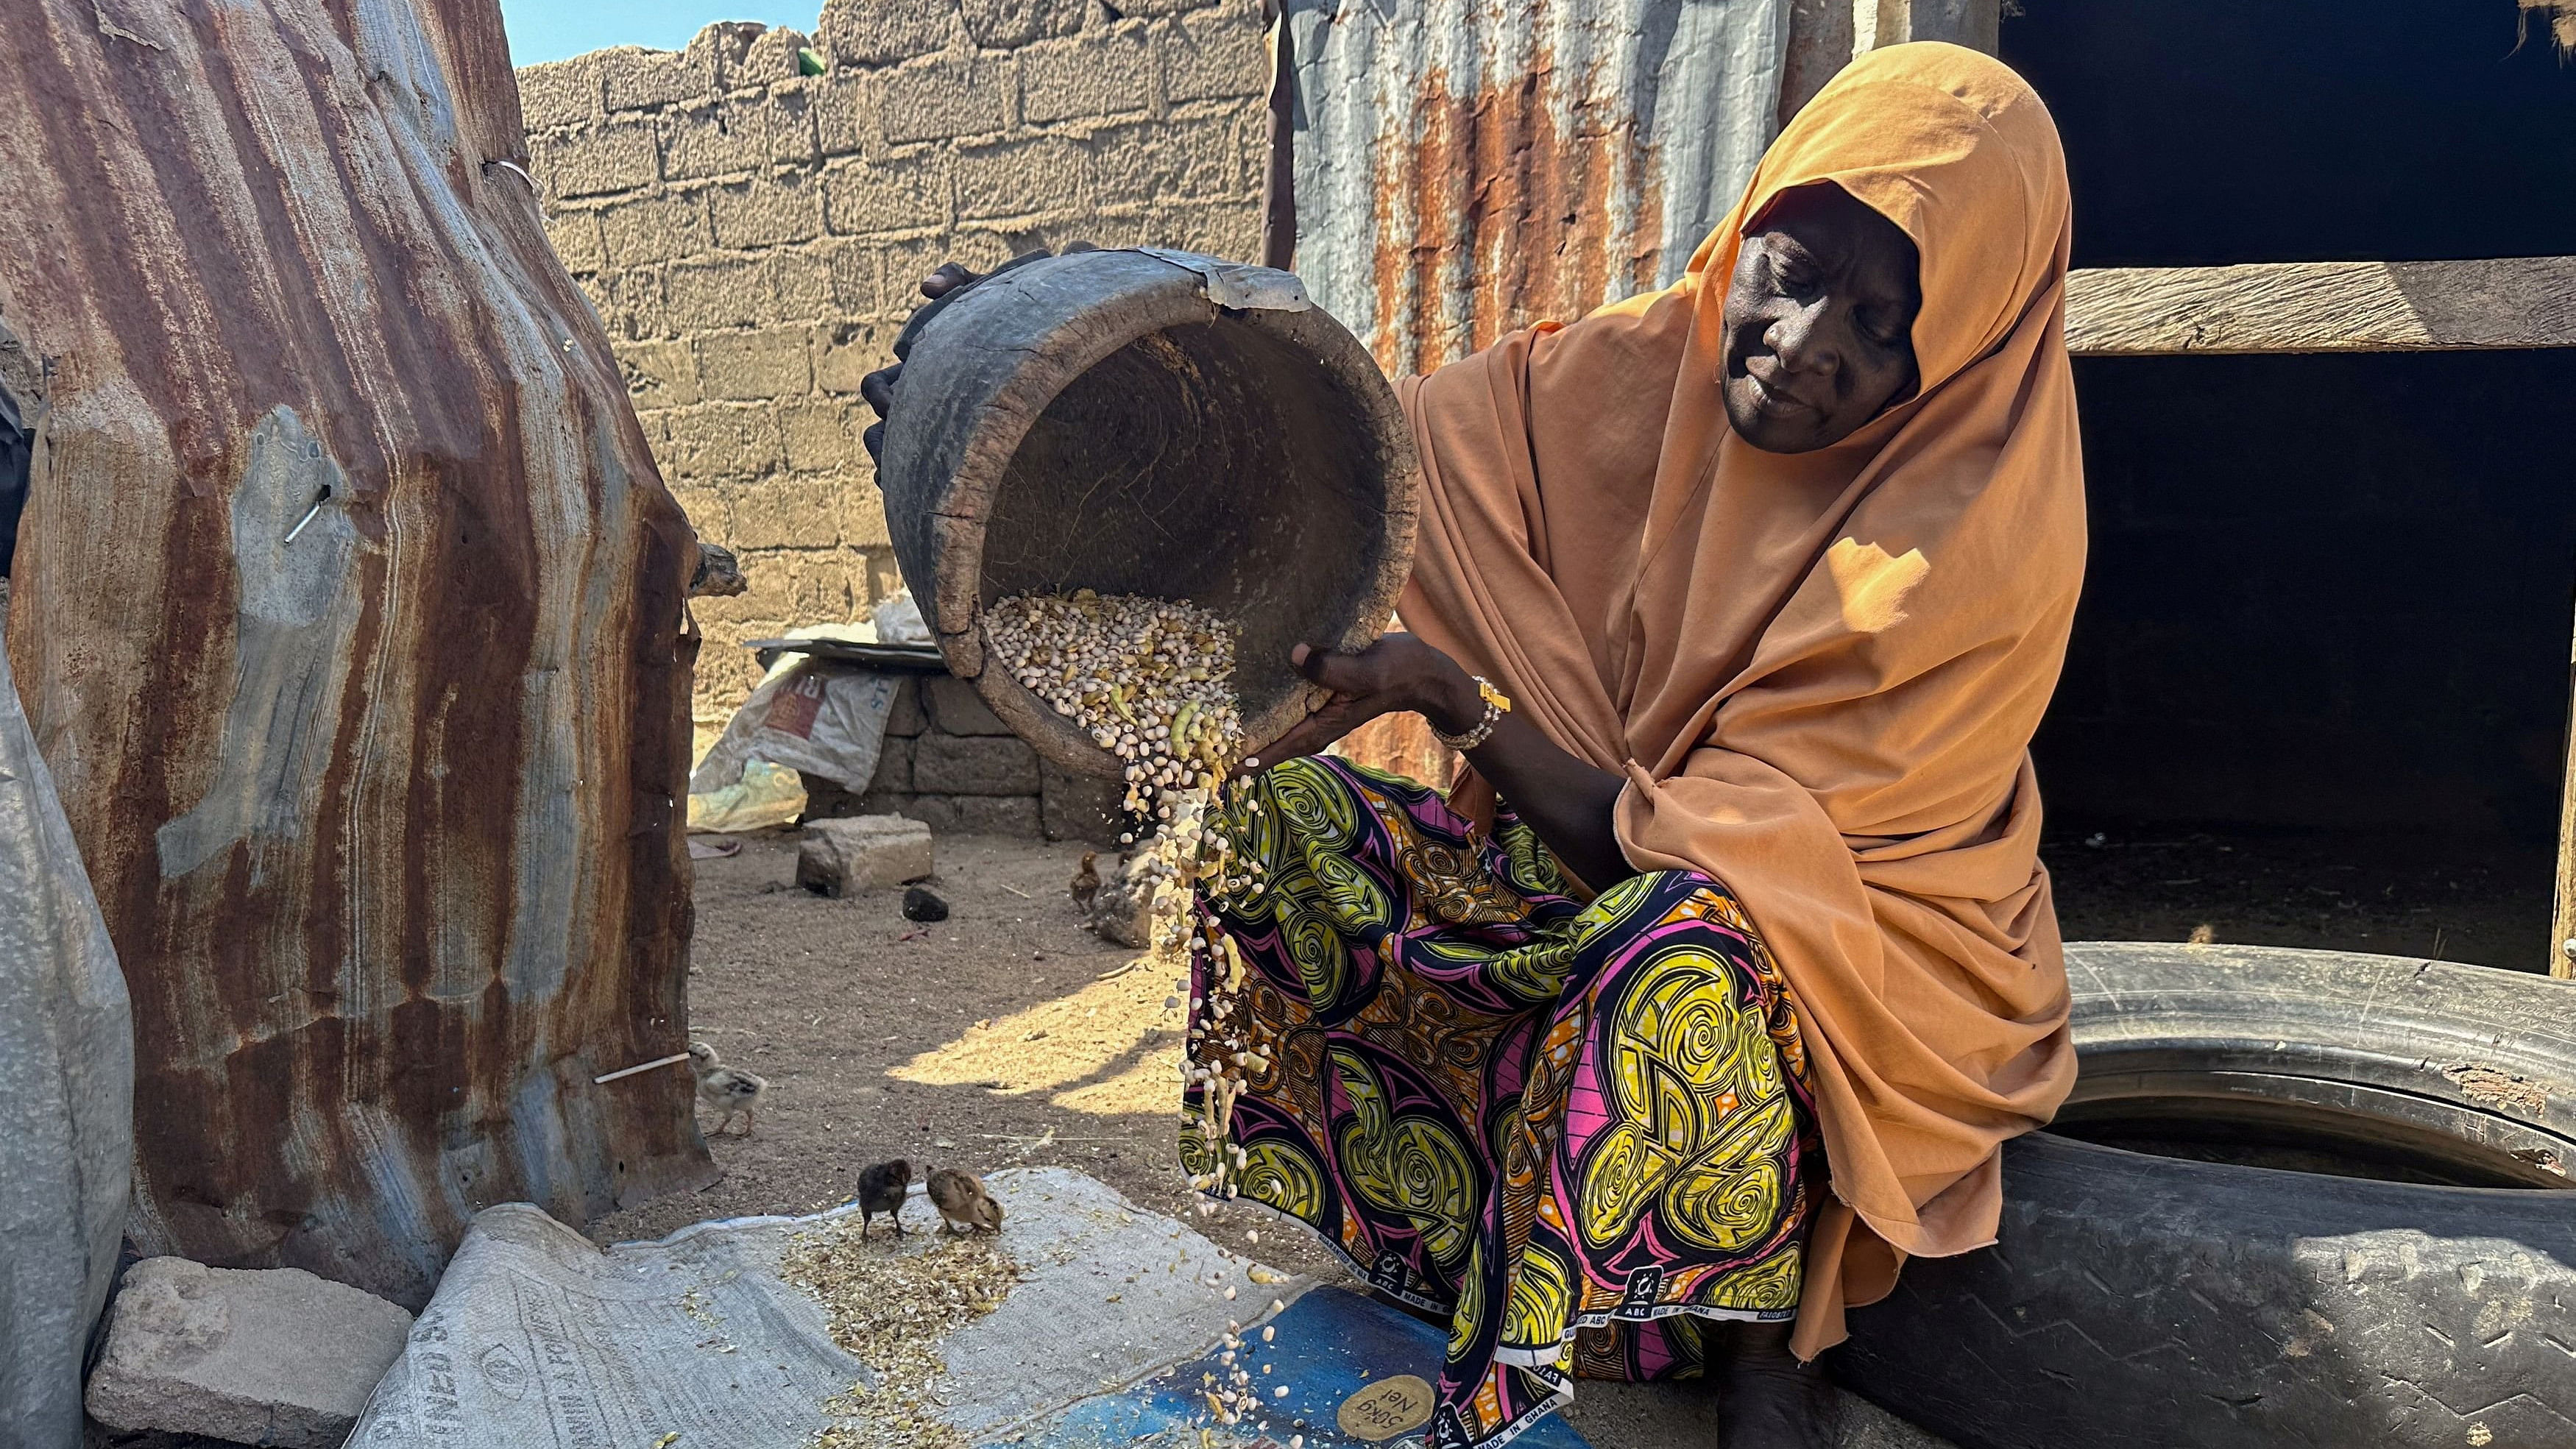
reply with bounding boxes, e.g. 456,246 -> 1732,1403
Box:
611,822 -> 2561,1256
598,827 -> 1964,1448
584,816 -> 2558,1445
592,830 -> 1328,1270
2042,826 -> 2555,973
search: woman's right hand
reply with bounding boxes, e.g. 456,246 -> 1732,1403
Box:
861,244 -> 1097,462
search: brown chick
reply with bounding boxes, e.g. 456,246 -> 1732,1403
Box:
687,1041 -> 768,1136
1070,850 -> 1100,912
857,1159 -> 911,1241
926,1168 -> 1004,1234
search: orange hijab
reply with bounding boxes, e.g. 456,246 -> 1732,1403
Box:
1395,43 -> 2084,1356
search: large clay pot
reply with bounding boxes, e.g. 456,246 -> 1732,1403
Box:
876,249 -> 1419,777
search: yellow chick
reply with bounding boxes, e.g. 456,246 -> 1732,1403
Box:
687,1041 -> 768,1136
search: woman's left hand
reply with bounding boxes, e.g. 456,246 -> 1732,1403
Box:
1250,634 -> 1479,768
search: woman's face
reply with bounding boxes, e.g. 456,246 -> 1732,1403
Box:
1719,182 -> 1923,453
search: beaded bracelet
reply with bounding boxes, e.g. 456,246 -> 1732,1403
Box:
1433,676 -> 1512,751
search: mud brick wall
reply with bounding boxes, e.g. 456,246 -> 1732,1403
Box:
514,3 -> 1271,736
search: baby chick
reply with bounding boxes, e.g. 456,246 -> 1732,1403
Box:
687,1041 -> 768,1136
1070,850 -> 1101,911
857,1159 -> 912,1241
926,1168 -> 1004,1234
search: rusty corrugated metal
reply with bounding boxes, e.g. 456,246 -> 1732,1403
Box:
1287,0 -> 1791,378
1287,0 -> 1790,787
0,0 -> 710,1305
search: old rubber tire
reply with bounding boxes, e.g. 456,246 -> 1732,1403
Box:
1834,942 -> 2576,1449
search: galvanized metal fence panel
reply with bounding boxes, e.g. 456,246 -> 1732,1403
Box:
1287,0 -> 1791,377
0,0 -> 708,1307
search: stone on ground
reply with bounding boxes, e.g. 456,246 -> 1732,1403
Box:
85,1257 -> 414,1449
1086,849 -> 1161,948
796,813 -> 934,896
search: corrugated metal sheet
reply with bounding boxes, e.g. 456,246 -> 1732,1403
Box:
0,0 -> 710,1306
1287,0 -> 1791,377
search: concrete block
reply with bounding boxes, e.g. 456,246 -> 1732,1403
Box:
814,321 -> 891,392
601,46 -> 707,113
781,399 -> 861,472
905,792 -> 1044,837
728,547 -> 854,618
796,814 -> 935,896
85,1258 -> 415,1449
867,234 -> 960,315
710,175 -> 826,248
767,85 -> 824,166
854,786 -> 917,818
1021,25 -> 1156,127
885,677 -> 928,736
1163,8 -> 1267,104
598,190 -> 713,267
797,768 -> 868,821
726,475 -> 843,548
813,74 -> 875,156
771,242 -> 854,320
924,673 -> 1013,735
698,327 -> 814,400
841,476 -> 894,548
960,0 -> 1088,49
740,24 -> 816,88
821,0 -> 959,67
957,135 -> 1087,221
1103,111 -> 1254,204
665,254 -> 776,328
1041,757 -> 1126,844
871,733 -> 916,791
543,208 -> 608,274
517,54 -> 604,131
581,266 -> 668,339
683,20 -> 770,88
531,118 -> 659,198
912,732 -> 1041,795
662,98 -> 771,180
615,339 -> 701,408
662,405 -> 784,482
824,151 -> 953,235
880,52 -> 1013,144
1157,196 -> 1261,261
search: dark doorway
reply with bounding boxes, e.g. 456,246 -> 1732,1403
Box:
2003,0 -> 2576,267
2001,1 -> 2576,969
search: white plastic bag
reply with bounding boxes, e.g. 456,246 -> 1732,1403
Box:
872,588 -> 930,645
683,758 -> 807,835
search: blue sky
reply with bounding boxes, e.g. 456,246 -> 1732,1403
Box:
501,1 -> 824,66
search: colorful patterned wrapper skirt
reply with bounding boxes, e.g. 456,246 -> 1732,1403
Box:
1182,757 -> 1821,1449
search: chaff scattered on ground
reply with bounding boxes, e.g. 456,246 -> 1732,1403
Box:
781,1221 -> 1024,1449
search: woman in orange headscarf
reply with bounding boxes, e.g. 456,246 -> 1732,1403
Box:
866,40 -> 2081,1449
1186,41 -> 2085,1449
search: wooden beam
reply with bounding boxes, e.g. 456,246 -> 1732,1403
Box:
2065,256 -> 2576,357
